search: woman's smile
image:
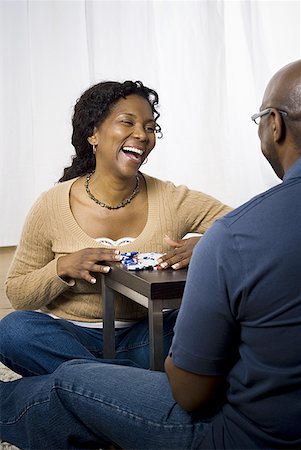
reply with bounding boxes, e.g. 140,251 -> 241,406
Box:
120,146 -> 145,165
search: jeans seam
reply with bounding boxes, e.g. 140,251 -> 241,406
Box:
55,386 -> 195,430
0,399 -> 50,425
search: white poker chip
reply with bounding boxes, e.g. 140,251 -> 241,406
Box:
121,252 -> 163,271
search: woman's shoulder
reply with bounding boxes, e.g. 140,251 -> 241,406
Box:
142,173 -> 227,207
143,172 -> 190,195
42,177 -> 79,198
29,178 -> 79,213
143,173 -> 179,189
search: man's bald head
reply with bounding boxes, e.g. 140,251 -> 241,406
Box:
258,60 -> 301,179
262,59 -> 301,118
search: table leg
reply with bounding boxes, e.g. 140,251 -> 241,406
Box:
148,300 -> 164,371
101,275 -> 116,359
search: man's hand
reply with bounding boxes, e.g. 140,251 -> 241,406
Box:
156,235 -> 201,270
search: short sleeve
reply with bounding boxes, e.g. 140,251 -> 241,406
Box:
170,220 -> 242,376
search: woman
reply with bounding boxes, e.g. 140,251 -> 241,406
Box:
0,81 -> 231,376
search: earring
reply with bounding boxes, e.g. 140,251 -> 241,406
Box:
92,145 -> 97,154
142,157 -> 148,165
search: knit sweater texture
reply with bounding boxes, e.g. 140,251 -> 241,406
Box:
6,174 -> 231,322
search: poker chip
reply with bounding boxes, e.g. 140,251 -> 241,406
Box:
121,252 -> 163,271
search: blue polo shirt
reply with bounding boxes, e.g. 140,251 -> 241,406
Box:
171,157 -> 301,448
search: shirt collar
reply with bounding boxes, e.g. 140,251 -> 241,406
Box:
283,156 -> 301,182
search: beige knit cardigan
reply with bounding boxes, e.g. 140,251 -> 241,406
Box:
6,174 -> 231,322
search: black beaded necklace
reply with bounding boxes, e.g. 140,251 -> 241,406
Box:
85,172 -> 140,210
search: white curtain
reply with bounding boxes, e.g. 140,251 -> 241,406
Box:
0,0 -> 300,246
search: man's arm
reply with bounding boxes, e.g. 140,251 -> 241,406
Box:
164,220 -> 240,413
164,355 -> 224,411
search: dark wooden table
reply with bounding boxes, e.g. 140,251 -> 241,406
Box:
101,263 -> 187,371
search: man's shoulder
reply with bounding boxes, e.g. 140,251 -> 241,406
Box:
221,178 -> 299,228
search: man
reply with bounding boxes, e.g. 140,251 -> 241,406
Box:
1,60 -> 301,449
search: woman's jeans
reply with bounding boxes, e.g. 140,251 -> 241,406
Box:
0,359 -> 210,449
0,309 -> 178,376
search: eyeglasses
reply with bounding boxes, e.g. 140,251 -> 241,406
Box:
251,108 -> 288,125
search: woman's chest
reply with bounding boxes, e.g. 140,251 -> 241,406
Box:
72,201 -> 148,240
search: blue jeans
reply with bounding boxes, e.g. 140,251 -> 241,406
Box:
0,359 -> 211,449
0,310 -> 178,376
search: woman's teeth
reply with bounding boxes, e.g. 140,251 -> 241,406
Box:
122,146 -> 143,155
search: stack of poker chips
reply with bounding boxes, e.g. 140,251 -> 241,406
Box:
121,252 -> 163,271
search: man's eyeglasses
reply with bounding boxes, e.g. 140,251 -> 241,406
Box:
251,108 -> 288,125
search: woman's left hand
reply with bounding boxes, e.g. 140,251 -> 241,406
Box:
156,235 -> 201,270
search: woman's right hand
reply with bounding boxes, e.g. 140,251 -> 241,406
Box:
57,248 -> 122,284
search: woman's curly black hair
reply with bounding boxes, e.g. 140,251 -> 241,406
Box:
59,80 -> 162,182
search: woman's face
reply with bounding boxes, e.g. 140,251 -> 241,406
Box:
89,94 -> 157,177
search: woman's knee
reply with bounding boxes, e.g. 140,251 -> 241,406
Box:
0,310 -> 42,353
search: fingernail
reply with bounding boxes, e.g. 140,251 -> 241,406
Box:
160,262 -> 168,268
115,255 -> 122,260
91,278 -> 97,284
104,267 -> 110,273
114,249 -> 120,254
171,264 -> 179,270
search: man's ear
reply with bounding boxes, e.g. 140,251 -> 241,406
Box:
273,110 -> 285,143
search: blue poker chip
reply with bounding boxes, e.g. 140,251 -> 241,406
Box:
121,252 -> 139,257
121,252 -> 163,271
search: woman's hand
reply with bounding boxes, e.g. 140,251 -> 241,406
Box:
156,235 -> 201,270
57,248 -> 122,284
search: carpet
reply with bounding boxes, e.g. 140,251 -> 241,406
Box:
0,363 -> 22,450
0,363 -> 21,382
